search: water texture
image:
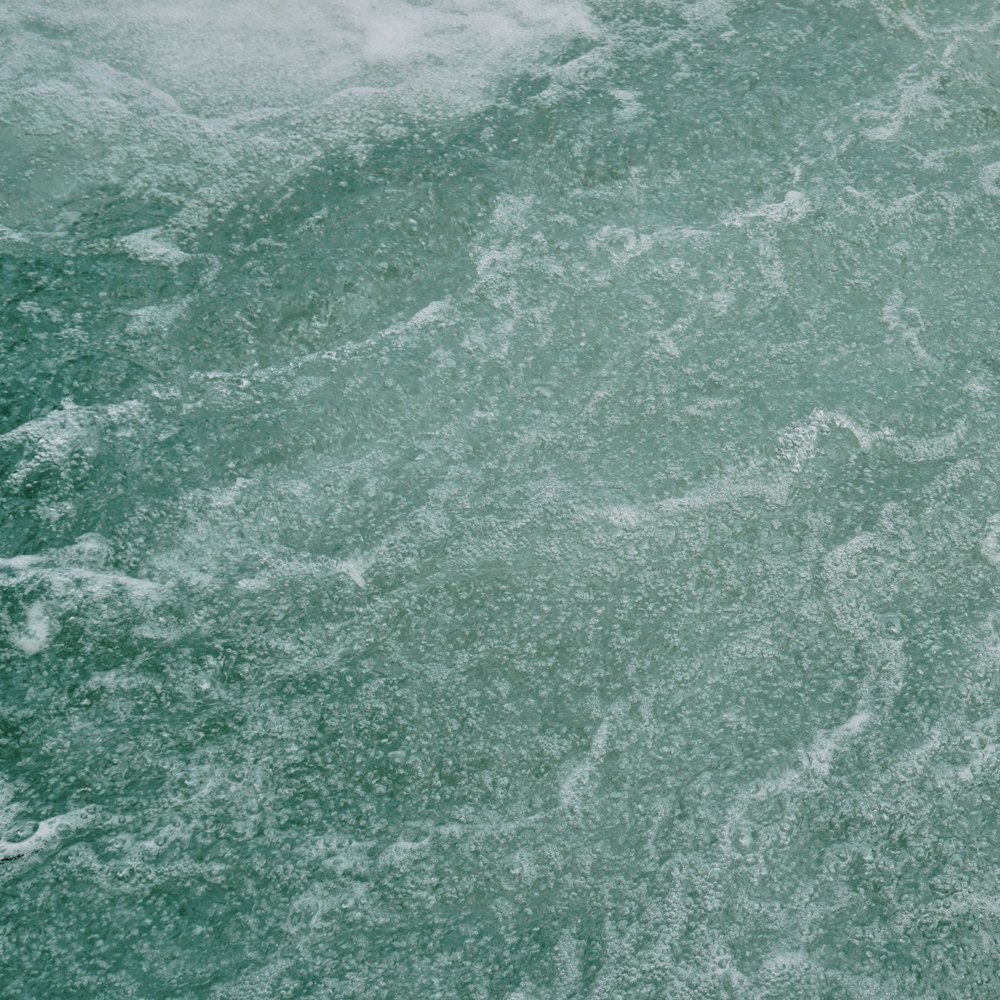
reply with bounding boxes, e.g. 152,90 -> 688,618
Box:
2,1 -> 1000,996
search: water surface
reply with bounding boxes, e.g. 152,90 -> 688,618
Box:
3,1 -> 1000,996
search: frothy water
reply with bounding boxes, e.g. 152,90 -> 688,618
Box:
4,1 -> 1000,997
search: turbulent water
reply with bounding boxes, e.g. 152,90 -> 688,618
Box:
3,1 -> 1000,996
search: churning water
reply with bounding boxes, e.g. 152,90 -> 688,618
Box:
3,1 -> 1000,996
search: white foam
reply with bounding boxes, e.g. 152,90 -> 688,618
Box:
803,711 -> 871,776
981,515 -> 1000,568
0,225 -> 28,247
610,88 -> 644,122
762,950 -> 809,973
777,409 -> 892,475
0,400 -> 97,491
981,161 -> 1000,196
378,836 -> 430,868
724,189 -> 811,228
1,399 -> 146,492
0,535 -> 163,603
588,225 -> 656,266
860,71 -> 946,142
723,708 -> 874,855
599,504 -> 655,529
892,420 -> 966,462
7,0 -> 595,119
119,228 -> 190,267
881,289 -> 935,364
0,805 -> 94,861
8,601 -> 53,655
650,330 -> 680,357
559,716 -> 612,809
682,0 -> 734,30
339,560 -> 367,588
4,0 -> 595,238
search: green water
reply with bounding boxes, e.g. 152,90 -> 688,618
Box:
3,1 -> 1000,996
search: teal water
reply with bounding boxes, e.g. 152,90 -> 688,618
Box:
3,1 -> 1000,996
